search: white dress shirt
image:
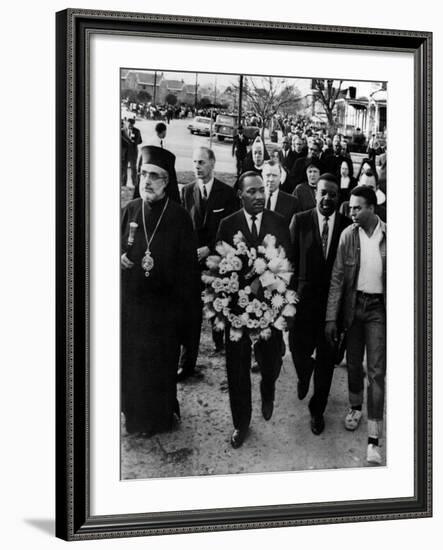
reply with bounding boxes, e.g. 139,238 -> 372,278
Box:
357,220 -> 384,293
243,210 -> 263,235
316,210 -> 336,258
198,177 -> 214,200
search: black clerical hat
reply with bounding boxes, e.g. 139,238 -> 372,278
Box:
139,145 -> 175,179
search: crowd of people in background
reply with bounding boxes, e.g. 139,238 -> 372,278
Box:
120,109 -> 387,466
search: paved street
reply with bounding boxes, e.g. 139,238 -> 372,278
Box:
127,117 -> 365,183
135,118 -> 237,173
121,321 -> 385,480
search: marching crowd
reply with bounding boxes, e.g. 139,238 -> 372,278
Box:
120,116 -> 387,466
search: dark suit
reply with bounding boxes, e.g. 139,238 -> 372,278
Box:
216,209 -> 291,432
180,178 -> 238,371
278,149 -> 298,173
288,209 -> 351,417
293,182 -> 317,212
267,190 -> 299,227
121,126 -> 142,186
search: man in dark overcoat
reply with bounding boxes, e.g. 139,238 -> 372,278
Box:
121,117 -> 142,187
232,126 -> 250,176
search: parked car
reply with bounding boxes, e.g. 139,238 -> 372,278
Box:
187,116 -> 212,136
214,114 -> 236,141
214,114 -> 259,142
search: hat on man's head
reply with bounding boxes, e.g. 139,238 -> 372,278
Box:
127,116 -> 135,123
304,157 -> 322,171
139,145 -> 176,179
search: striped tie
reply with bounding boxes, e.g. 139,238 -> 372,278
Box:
321,217 -> 329,258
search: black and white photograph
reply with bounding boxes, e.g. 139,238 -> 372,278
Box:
120,68 -> 388,479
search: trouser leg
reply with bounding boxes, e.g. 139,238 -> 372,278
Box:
255,329 -> 283,403
309,325 -> 336,417
128,156 -> 137,187
288,318 -> 316,386
364,299 -> 386,421
121,154 -> 128,186
346,301 -> 366,409
211,318 -> 224,350
179,301 -> 202,375
225,331 -> 252,431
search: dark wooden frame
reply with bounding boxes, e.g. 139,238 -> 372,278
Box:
55,9 -> 432,541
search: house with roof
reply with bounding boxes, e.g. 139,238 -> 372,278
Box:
121,70 -> 164,101
335,84 -> 387,139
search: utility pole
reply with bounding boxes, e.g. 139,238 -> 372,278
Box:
194,73 -> 198,110
238,74 -> 244,126
153,71 -> 157,105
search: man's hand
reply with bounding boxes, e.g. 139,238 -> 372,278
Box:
121,253 -> 134,270
325,321 -> 338,347
197,246 -> 210,263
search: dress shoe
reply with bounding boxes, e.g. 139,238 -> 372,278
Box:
177,367 -> 192,382
230,428 -> 247,449
310,414 -> 325,435
262,400 -> 274,421
177,367 -> 204,382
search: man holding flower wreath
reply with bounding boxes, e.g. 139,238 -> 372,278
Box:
213,171 -> 293,449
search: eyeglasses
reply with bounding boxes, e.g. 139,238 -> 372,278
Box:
140,171 -> 166,183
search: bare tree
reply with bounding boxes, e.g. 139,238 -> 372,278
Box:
235,77 -> 301,138
311,79 -> 343,134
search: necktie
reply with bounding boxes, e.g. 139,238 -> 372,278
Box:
321,217 -> 329,258
266,192 -> 273,210
200,185 -> 207,217
250,214 -> 258,242
160,139 -> 164,149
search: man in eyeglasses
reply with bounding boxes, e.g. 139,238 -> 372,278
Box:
132,144 -> 180,203
120,146 -> 199,437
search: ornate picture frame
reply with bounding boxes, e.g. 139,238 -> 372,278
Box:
55,9 -> 432,540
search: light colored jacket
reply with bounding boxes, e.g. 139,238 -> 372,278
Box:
325,218 -> 386,329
